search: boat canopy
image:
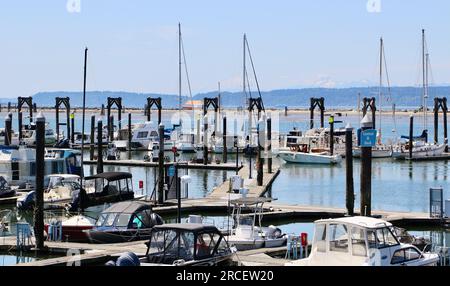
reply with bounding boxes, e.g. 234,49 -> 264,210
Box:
152,223 -> 219,233
85,172 -> 132,182
101,201 -> 151,214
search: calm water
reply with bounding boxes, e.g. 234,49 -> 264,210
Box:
1,109 -> 450,265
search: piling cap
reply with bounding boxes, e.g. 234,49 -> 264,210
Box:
159,123 -> 164,129
36,112 -> 46,123
97,118 -> 103,123
345,123 -> 353,130
5,114 -> 11,121
360,114 -> 373,128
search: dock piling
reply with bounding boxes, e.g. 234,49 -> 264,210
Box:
90,115 -> 95,160
345,124 -> 354,216
34,113 -> 46,250
97,119 -> 104,174
267,116 -> 272,174
128,113 -> 132,160
329,115 -> 335,155
360,114 -> 373,217
203,114 -> 208,165
409,115 -> 414,159
158,124 -> 165,204
257,118 -> 265,186
4,114 -> 12,146
223,116 -> 227,163
70,112 -> 75,144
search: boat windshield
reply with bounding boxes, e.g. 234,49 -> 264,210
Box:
47,176 -> 81,190
147,230 -> 195,264
367,227 -> 399,249
95,213 -> 132,228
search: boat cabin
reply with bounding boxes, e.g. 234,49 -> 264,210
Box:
286,216 -> 439,266
84,172 -> 134,198
143,224 -> 234,266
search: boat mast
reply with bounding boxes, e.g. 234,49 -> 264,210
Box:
378,37 -> 383,142
422,29 -> 428,137
80,47 -> 88,180
178,23 -> 182,126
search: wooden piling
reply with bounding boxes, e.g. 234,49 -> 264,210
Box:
71,112 -> 75,144
409,115 -> 414,159
267,117 -> 272,174
223,116 -> 227,163
109,115 -> 114,142
4,114 -> 12,146
34,113 -> 46,249
203,114 -> 208,166
128,113 -> 132,160
329,115 -> 335,155
158,124 -> 165,204
257,119 -> 264,186
360,115 -> 373,217
97,119 -> 104,174
90,115 -> 95,161
345,125 -> 354,216
434,98 -> 439,144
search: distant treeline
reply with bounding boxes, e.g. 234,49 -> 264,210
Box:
1,86 -> 449,109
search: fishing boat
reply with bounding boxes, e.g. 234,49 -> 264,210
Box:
278,134 -> 342,165
85,201 -> 164,244
285,216 -> 439,266
44,214 -> 95,242
227,198 -> 287,251
17,174 -> 82,210
140,223 -> 236,266
21,123 -> 57,146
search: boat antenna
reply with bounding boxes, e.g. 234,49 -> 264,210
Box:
80,47 -> 88,181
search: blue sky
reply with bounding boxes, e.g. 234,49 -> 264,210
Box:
1,0 -> 450,98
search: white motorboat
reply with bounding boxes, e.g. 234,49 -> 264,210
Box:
130,122 -> 175,151
22,124 -> 57,146
226,198 -> 287,251
286,216 -> 439,266
279,150 -> 342,164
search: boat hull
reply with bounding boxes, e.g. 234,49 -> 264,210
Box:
392,143 -> 446,159
278,151 -> 342,164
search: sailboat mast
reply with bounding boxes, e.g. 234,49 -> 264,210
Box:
178,23 -> 182,126
422,29 -> 427,135
379,37 -> 383,136
243,34 -> 247,106
80,47 -> 88,180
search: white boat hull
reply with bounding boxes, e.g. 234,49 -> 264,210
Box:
392,143 -> 446,159
353,147 -> 392,158
278,151 -> 342,164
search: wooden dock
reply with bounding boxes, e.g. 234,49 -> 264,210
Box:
84,159 -> 242,171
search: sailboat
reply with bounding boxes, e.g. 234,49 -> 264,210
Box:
353,37 -> 393,158
391,29 -> 447,159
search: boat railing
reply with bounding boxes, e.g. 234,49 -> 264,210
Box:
434,246 -> 449,266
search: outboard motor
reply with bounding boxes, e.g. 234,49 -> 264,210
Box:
16,191 -> 36,211
115,252 -> 140,266
266,225 -> 283,239
150,213 -> 164,227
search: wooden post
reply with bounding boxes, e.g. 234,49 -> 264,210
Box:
71,112 -> 75,144
434,98 -> 439,144
360,114 -> 373,217
203,114 -> 208,165
320,98 -> 325,128
345,124 -> 354,216
18,109 -> 23,141
267,117 -> 272,174
55,103 -> 60,142
97,119 -> 104,174
309,98 -> 314,129
158,124 -> 165,204
444,98 -> 448,152
284,106 -> 288,117
257,119 -> 264,186
34,113 -> 45,250
109,115 -> 114,142
409,115 -> 414,159
175,163 -> 181,223
223,116 -> 227,163
128,113 -> 132,160
5,114 -> 12,146
329,115 -> 335,155
90,115 -> 95,161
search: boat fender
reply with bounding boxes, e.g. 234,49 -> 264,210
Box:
116,252 -> 140,266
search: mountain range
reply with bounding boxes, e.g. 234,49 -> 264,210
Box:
1,86 -> 449,109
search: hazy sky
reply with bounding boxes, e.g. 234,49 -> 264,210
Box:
1,0 -> 450,98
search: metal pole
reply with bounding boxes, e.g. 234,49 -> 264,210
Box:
345,124 -> 354,216
158,124 -> 165,205
97,119 -> 104,174
80,47 -> 88,181
34,113 -> 46,250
